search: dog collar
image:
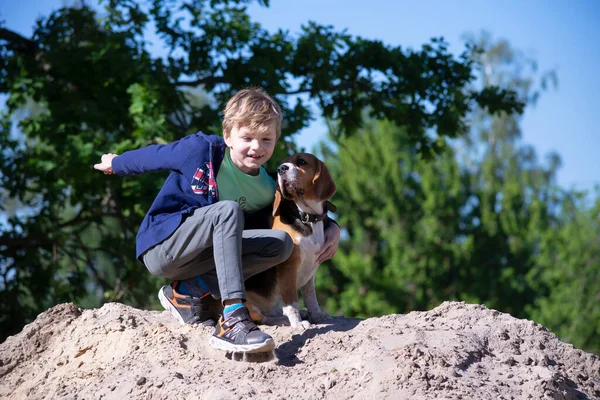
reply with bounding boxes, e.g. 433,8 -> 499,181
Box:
298,202 -> 330,224
299,210 -> 328,224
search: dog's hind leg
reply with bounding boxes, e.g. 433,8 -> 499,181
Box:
245,292 -> 276,324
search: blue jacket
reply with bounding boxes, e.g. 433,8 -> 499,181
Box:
112,132 -> 227,260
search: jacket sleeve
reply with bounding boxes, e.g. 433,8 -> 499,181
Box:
111,135 -> 201,176
325,216 -> 339,229
325,200 -> 339,228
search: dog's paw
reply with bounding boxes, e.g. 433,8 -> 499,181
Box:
299,320 -> 312,330
291,319 -> 312,331
309,311 -> 330,324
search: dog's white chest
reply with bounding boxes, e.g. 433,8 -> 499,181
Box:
295,222 -> 325,288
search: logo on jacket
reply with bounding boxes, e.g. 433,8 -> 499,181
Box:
191,162 -> 218,199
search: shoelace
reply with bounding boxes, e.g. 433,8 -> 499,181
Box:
188,296 -> 213,321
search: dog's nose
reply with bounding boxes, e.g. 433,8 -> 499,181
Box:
278,164 -> 289,175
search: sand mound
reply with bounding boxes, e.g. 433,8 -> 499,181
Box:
1,301 -> 599,399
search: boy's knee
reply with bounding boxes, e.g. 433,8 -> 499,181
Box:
142,251 -> 171,278
279,231 -> 294,260
145,262 -> 164,277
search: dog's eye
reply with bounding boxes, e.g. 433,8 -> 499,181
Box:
296,158 -> 307,166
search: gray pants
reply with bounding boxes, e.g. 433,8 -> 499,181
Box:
142,201 -> 293,302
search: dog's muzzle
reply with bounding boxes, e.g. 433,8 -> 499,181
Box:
277,164 -> 289,175
277,163 -> 303,197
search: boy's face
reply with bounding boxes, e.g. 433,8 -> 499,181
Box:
224,124 -> 277,175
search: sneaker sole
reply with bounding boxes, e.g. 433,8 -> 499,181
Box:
208,336 -> 276,353
158,286 -> 186,325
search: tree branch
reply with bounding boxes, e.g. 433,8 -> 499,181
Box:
57,211 -> 122,229
0,234 -> 53,251
62,244 -> 110,292
0,27 -> 79,91
0,28 -> 36,55
0,212 -> 122,250
176,76 -> 229,87
176,75 -> 312,96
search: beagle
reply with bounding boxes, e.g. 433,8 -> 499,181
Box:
245,153 -> 337,330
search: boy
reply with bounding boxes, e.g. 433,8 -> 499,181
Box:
94,88 -> 340,353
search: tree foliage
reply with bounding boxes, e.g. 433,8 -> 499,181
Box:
317,35 -> 600,354
0,1 -> 522,341
316,120 -> 467,317
528,195 -> 600,353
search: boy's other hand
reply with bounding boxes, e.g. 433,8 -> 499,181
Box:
316,222 -> 340,264
94,153 -> 118,174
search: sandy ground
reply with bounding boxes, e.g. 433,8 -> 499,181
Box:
1,301 -> 599,400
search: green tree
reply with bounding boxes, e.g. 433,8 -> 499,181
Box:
316,33 -> 563,318
319,34 -> 600,355
527,194 -> 600,354
316,120 -> 467,317
0,1 -> 521,341
454,33 -> 562,317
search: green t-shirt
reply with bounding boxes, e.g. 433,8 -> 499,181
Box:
216,150 -> 276,213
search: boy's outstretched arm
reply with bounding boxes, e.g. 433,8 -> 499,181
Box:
94,153 -> 118,174
93,135 -> 203,176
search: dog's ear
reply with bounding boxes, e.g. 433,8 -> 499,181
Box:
326,200 -> 337,213
312,159 -> 336,201
272,188 -> 283,217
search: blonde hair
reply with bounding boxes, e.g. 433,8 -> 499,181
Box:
222,87 -> 283,139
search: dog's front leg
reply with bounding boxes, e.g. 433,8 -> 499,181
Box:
276,261 -> 311,331
301,275 -> 329,323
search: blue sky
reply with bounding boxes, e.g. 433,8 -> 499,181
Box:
2,0 -> 599,192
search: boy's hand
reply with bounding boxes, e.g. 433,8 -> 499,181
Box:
316,222 -> 340,264
94,153 -> 118,174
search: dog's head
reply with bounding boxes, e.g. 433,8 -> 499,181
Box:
273,153 -> 336,216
